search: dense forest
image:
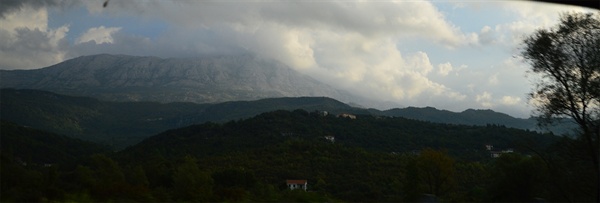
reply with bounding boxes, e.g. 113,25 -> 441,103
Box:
0,88 -> 572,150
0,88 -> 366,149
2,109 -> 595,202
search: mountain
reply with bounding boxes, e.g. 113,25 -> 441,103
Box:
114,110 -> 559,201
379,107 -> 530,128
0,54 -> 366,105
121,109 -> 558,162
197,96 -> 369,122
0,88 -> 365,149
377,106 -> 577,135
0,121 -> 107,165
0,54 -> 576,136
1,89 -> 574,149
0,88 -> 206,148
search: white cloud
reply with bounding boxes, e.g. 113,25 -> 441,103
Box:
103,1 -> 477,49
488,73 -> 499,85
0,5 -> 68,69
504,1 -> 591,23
76,26 -> 122,45
0,4 -> 48,32
478,25 -> 496,45
406,52 -> 435,75
476,91 -> 494,108
501,95 -> 521,105
437,62 -> 453,76
490,1 -> 591,48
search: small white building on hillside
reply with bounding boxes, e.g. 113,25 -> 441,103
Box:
286,179 -> 308,191
337,113 -> 356,119
324,135 -> 335,143
486,144 -> 516,158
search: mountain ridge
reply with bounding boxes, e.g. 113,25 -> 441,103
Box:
381,106 -> 530,128
0,120 -> 108,165
121,109 -> 559,163
0,88 -> 365,148
0,54 -> 368,105
1,89 -> 573,149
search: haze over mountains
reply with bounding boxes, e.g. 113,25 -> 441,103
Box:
0,54 -> 373,107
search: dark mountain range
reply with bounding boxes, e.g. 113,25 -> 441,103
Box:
1,88 -> 573,149
377,106 -> 577,136
380,107 -> 530,128
0,89 -> 365,148
0,54 -> 369,106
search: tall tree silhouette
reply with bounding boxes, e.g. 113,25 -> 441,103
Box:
522,12 -> 600,201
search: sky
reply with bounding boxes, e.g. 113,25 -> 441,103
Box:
0,0 -> 594,118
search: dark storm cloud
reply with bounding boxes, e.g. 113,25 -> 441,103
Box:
66,28 -> 249,60
0,0 -> 72,18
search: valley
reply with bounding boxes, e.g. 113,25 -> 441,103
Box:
0,54 -> 588,202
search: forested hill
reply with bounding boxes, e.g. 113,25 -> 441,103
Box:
0,110 -> 586,202
0,121 -> 108,165
113,109 -> 560,201
2,88 -> 572,149
0,88 -> 365,148
121,109 -> 558,162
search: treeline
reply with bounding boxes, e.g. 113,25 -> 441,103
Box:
123,109 -> 557,162
1,110 -> 596,202
3,140 -> 587,202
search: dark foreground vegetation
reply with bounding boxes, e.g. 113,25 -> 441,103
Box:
1,110 -> 596,202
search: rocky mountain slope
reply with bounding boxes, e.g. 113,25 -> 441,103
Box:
0,54 -> 363,104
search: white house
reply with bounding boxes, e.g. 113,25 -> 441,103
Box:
324,136 -> 335,143
490,148 -> 515,158
490,151 -> 502,158
319,111 -> 329,117
286,179 -> 308,191
502,148 -> 514,153
337,113 -> 356,119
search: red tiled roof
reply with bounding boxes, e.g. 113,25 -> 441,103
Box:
286,179 -> 307,184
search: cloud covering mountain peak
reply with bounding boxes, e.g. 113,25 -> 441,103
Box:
0,0 -> 592,118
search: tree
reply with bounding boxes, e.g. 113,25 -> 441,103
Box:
415,148 -> 456,198
488,153 -> 546,202
172,155 -> 214,201
211,168 -> 257,201
521,12 -> 600,201
88,154 -> 128,201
